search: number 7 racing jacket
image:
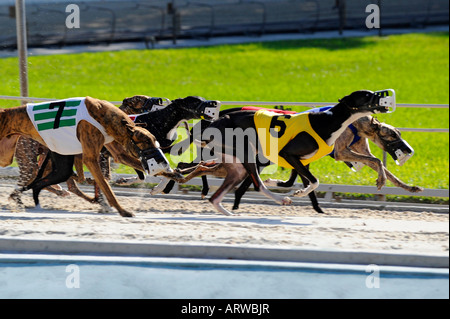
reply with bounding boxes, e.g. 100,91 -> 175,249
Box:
26,97 -> 114,155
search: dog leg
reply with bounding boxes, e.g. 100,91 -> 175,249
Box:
298,174 -> 325,214
43,185 -> 71,197
242,161 -> 292,206
265,170 -> 298,187
232,176 -> 253,210
79,123 -> 134,217
162,180 -> 176,194
10,137 -> 39,205
279,140 -> 320,198
201,176 -> 209,199
150,177 -> 171,195
383,168 -> 423,193
233,161 -> 266,210
25,152 -> 75,208
208,163 -> 246,216
155,161 -> 209,195
292,180 -> 319,198
177,163 -> 227,184
336,139 -> 386,189
66,178 -> 94,202
83,154 -> 132,217
349,140 -> 422,192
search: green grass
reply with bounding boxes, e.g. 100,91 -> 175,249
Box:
1,32 -> 448,191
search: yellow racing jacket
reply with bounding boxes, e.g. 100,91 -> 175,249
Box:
254,110 -> 334,169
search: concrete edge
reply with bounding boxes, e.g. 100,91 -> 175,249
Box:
0,253 -> 448,277
0,237 -> 447,269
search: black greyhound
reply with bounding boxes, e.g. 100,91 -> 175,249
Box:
20,96 -> 219,209
186,90 -> 393,215
158,106 -> 245,196
105,96 -> 220,184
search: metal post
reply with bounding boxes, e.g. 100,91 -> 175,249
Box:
336,0 -> 346,35
377,150 -> 387,201
15,0 -> 29,104
378,0 -> 382,37
168,0 -> 178,45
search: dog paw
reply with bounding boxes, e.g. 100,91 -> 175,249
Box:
410,186 -> 424,193
8,191 -> 24,206
120,211 -> 135,218
281,197 -> 292,206
293,189 -> 306,197
149,187 -> 163,195
264,178 -> 279,187
58,189 -> 71,197
115,177 -> 139,185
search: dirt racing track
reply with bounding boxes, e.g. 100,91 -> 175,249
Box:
0,178 -> 448,262
0,177 -> 448,299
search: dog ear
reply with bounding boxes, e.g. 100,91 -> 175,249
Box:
121,119 -> 135,136
370,117 -> 381,129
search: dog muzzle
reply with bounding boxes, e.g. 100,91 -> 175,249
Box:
375,89 -> 396,113
202,100 -> 221,120
147,97 -> 171,112
139,97 -> 171,113
386,139 -> 415,166
139,147 -> 172,175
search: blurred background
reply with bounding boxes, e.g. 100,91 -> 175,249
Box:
1,0 -> 449,49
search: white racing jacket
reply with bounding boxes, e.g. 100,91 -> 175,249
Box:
26,97 -> 114,155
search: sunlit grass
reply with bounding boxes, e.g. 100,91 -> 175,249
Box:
1,32 -> 448,190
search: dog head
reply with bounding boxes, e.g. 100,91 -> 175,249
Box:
365,117 -> 414,166
124,123 -> 172,175
172,96 -> 221,121
120,95 -> 170,114
339,89 -> 396,114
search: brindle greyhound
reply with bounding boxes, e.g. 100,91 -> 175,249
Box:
39,95 -> 219,203
1,95 -> 213,209
0,96 -> 167,208
0,96 -> 178,217
175,90 -> 395,215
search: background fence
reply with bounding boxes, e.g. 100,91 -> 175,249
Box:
1,0 -> 449,49
1,95 -> 448,200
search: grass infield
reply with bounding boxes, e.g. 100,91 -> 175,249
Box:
1,32 -> 448,194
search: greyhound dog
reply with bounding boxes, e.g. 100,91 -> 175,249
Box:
167,110 -> 422,213
236,114 -> 422,213
176,90 -> 395,215
2,95 -> 216,210
1,96 -> 168,208
0,96 -> 178,217
111,95 -> 220,183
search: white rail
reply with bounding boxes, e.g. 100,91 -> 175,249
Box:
2,95 -> 449,133
1,95 -> 449,109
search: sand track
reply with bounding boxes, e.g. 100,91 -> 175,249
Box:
0,183 -> 448,256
